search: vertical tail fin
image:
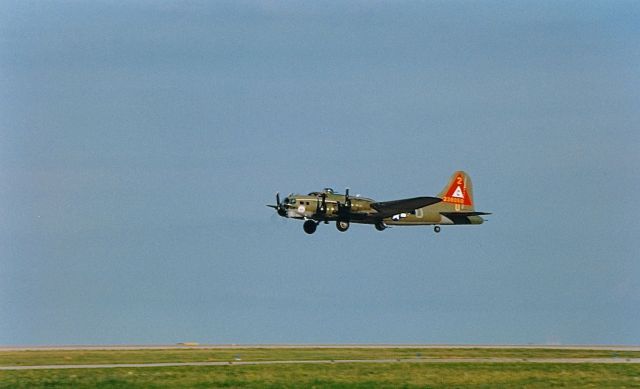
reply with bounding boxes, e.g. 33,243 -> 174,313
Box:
437,171 -> 475,211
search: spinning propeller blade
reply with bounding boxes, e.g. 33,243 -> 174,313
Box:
267,192 -> 287,216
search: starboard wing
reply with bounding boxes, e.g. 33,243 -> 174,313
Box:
370,196 -> 442,218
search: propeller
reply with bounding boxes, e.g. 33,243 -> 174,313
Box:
313,192 -> 328,219
345,188 -> 351,208
337,187 -> 352,218
266,192 -> 287,217
320,193 -> 327,213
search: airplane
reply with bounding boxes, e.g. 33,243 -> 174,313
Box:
267,170 -> 491,234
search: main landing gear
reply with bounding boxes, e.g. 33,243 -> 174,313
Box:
375,221 -> 387,231
303,220 -> 318,234
434,225 -> 441,233
336,220 -> 350,232
303,220 -> 350,234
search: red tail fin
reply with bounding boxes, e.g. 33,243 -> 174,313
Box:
438,171 -> 473,207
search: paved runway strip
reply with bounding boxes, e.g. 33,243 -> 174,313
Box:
3,344 -> 640,351
3,357 -> 640,370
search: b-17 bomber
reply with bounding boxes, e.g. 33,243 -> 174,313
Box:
268,171 -> 491,234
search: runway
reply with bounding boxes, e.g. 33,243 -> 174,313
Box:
3,345 -> 638,371
3,344 -> 640,351
2,357 -> 640,371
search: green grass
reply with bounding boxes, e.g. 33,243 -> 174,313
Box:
2,348 -> 639,388
2,362 -> 640,388
1,347 -> 639,366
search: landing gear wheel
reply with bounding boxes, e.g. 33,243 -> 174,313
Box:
434,225 -> 441,233
336,220 -> 350,232
375,221 -> 387,231
303,220 -> 317,234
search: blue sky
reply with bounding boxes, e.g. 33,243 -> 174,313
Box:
1,1 -> 638,345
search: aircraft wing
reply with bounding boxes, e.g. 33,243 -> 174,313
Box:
371,196 -> 442,218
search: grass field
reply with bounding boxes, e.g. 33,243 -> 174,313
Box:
1,347 -> 639,388
2,347 -> 639,366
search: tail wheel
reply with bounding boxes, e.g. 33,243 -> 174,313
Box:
434,225 -> 441,233
303,220 -> 317,234
336,220 -> 350,232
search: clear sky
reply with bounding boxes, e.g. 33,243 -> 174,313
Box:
1,1 -> 638,345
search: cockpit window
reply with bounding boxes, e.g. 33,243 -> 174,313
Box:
284,197 -> 290,204
290,199 -> 296,204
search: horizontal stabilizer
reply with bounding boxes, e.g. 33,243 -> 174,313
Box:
372,196 -> 442,218
441,211 -> 491,217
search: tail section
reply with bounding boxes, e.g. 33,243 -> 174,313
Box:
437,171 -> 475,211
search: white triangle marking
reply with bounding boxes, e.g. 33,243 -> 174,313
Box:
452,186 -> 464,199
